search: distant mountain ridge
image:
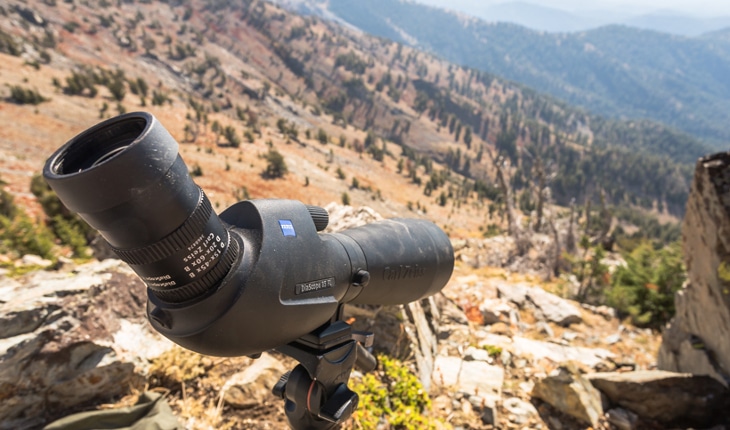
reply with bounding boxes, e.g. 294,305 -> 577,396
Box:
302,0 -> 730,146
414,0 -> 730,36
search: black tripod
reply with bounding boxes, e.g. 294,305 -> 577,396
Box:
273,306 -> 377,430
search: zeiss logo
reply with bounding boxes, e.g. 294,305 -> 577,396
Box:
279,220 -> 296,237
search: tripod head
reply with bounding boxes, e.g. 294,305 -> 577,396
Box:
43,112 -> 455,428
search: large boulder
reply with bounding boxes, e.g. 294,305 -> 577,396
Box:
496,282 -> 582,326
222,353 -> 287,409
586,370 -> 730,428
658,153 -> 730,385
475,333 -> 614,370
531,365 -> 603,427
0,260 -> 171,429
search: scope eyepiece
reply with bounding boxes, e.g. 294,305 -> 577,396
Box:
43,112 -> 238,303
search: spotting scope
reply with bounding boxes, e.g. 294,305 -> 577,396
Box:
43,112 -> 454,429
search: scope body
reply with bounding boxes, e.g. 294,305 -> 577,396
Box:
43,112 -> 454,357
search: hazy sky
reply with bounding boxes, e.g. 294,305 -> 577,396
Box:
415,0 -> 730,17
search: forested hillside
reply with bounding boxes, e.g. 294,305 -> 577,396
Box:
0,0 -> 696,228
309,0 -> 730,146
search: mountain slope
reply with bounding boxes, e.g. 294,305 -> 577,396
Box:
0,0 -> 701,226
321,0 -> 730,146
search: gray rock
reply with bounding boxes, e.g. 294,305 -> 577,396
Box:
322,203 -> 383,233
432,355 -> 461,388
497,282 -> 581,326
604,334 -> 621,345
658,154 -> 730,385
0,260 -> 171,428
526,286 -> 582,326
432,355 -> 504,406
222,353 -> 286,409
586,370 -> 730,427
436,295 -> 469,325
468,394 -> 499,424
18,254 -> 52,268
511,336 -> 613,369
537,321 -> 555,338
496,282 -> 529,306
476,331 -> 613,369
532,366 -> 603,427
581,303 -> 617,320
480,406 -> 497,425
502,397 -> 538,424
562,331 -> 579,342
458,360 -> 504,399
606,408 -> 638,430
464,346 -> 492,363
479,298 -> 511,325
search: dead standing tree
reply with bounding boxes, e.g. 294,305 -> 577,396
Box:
488,150 -> 530,256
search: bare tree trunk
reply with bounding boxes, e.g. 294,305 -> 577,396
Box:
546,208 -> 561,280
566,198 -> 577,254
596,189 -> 614,250
489,150 -> 530,255
584,198 -> 592,239
534,155 -> 546,232
490,151 -> 517,235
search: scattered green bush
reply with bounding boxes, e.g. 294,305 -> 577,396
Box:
348,354 -> 440,430
317,128 -> 328,145
190,164 -> 204,177
607,240 -> 685,328
8,85 -> 49,105
263,149 -> 287,178
0,184 -> 55,259
482,344 -> 503,358
0,29 -> 22,56
222,125 -> 241,148
30,174 -> 92,258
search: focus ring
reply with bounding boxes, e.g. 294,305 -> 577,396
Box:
112,188 -> 211,265
150,236 -> 239,303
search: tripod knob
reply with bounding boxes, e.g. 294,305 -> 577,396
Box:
272,371 -> 290,399
319,383 -> 359,423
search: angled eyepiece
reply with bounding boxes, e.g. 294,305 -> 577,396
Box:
43,112 -> 238,303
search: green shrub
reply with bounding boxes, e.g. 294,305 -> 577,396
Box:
9,85 -> 49,105
348,354 -> 440,430
0,187 -> 17,219
607,240 -> 685,328
263,149 -> 287,178
0,212 -> 55,260
51,215 -> 89,257
1,178 -> 54,259
190,164 -> 203,177
30,174 -> 92,257
317,128 -> 328,145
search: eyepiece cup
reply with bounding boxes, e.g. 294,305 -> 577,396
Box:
44,112 -> 238,303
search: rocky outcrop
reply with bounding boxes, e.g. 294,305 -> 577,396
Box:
222,353 -> 287,409
532,365 -> 604,427
658,153 -> 730,385
0,259 -> 171,430
322,202 -> 383,232
586,370 -> 730,428
496,281 -> 582,326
